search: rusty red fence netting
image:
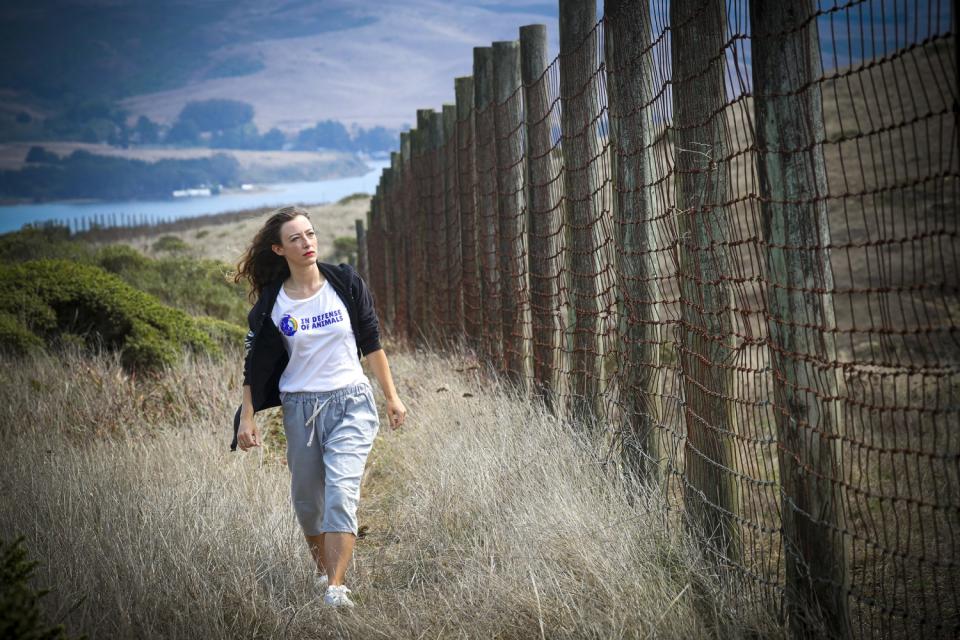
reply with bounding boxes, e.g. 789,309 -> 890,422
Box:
363,0 -> 959,636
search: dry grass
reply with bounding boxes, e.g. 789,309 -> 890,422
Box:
0,346 -> 780,639
108,198 -> 371,266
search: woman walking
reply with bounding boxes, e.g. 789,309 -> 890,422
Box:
231,206 -> 406,608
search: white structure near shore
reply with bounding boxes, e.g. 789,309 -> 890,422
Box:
171,188 -> 212,198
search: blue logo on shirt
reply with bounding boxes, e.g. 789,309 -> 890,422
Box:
279,314 -> 299,336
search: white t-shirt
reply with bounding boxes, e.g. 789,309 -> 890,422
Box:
271,281 -> 369,393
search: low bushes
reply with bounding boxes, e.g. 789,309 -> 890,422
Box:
95,245 -> 248,326
0,228 -> 249,327
0,537 -> 72,640
0,259 -> 241,370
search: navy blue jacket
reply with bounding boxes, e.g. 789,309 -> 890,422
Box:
230,262 -> 381,451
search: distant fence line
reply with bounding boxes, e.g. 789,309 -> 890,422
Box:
25,205 -> 282,243
360,0 -> 959,637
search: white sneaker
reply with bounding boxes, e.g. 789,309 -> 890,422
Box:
315,573 -> 329,590
323,584 -> 355,609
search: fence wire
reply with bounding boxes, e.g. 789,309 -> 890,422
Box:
365,1 -> 959,636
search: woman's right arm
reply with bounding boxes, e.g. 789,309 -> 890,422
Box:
237,384 -> 260,450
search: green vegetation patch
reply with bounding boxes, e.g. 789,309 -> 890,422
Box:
95,246 -> 248,326
330,236 -> 358,265
0,150 -> 241,201
151,235 -> 189,253
0,259 -> 232,370
0,228 -> 249,328
0,536 -> 73,640
336,192 -> 370,205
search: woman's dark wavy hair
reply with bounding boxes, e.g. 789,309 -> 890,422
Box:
234,206 -> 311,302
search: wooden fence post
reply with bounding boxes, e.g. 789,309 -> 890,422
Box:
474,46 -> 502,365
520,24 -> 561,410
356,218 -> 367,282
369,179 -> 382,323
493,40 -> 527,387
442,103 -> 463,339
370,180 -> 382,279
559,0 -> 602,425
428,109 -> 446,344
399,130 -> 413,342
751,1 -> 851,636
670,0 -> 740,561
384,152 -> 401,330
604,0 -> 662,480
414,111 -> 437,343
455,76 -> 482,348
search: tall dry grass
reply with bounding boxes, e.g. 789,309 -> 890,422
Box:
0,346 -> 781,639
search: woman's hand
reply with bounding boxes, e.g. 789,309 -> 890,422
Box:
386,397 -> 407,430
237,414 -> 261,451
365,349 -> 407,430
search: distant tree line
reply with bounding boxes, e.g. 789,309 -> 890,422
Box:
1,149 -> 240,201
1,97 -> 402,154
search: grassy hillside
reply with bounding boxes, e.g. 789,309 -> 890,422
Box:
0,1 -> 373,102
99,197 -> 372,267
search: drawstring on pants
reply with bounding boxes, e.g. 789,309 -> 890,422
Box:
304,397 -> 333,447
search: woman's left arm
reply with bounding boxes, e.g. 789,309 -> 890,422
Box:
366,349 -> 407,429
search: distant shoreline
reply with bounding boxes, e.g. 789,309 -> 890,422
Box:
0,142 -> 371,204
0,158 -> 386,235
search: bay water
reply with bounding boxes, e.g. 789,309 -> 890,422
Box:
0,159 -> 389,234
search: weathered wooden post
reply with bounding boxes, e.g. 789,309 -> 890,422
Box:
751,1 -> 851,636
455,76 -> 482,348
604,0 -> 662,480
383,152 -> 401,329
520,24 -> 562,410
364,185 -> 378,295
442,103 -> 462,339
428,109 -> 446,344
493,40 -> 527,387
398,130 -> 413,342
474,46 -> 502,365
356,218 -> 367,281
670,0 -> 739,560
413,110 -> 437,342
559,0 -> 602,424
955,2 -> 960,148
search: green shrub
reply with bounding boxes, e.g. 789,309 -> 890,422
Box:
0,260 -> 220,371
95,244 -> 148,273
331,236 -> 357,265
0,226 -> 92,264
0,536 -> 71,640
151,235 -> 189,253
197,315 -> 246,347
0,234 -> 247,327
0,312 -> 45,356
88,244 -> 248,326
336,192 -> 369,205
104,257 -> 247,326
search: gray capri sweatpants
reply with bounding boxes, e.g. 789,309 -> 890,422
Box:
281,383 -> 380,536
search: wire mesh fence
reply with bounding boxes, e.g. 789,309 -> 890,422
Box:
364,0 -> 958,636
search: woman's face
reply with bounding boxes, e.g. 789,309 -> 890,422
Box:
272,215 -> 317,266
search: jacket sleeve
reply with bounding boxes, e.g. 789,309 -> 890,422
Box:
242,298 -> 262,386
348,265 -> 382,356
